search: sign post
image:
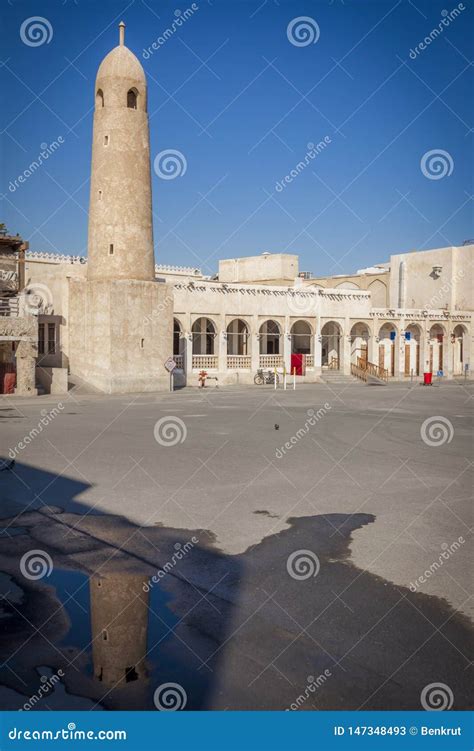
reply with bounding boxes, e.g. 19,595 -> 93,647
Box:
164,357 -> 177,392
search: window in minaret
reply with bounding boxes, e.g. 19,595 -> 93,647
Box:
127,88 -> 138,109
96,89 -> 104,107
109,244 -> 114,255
104,135 -> 109,146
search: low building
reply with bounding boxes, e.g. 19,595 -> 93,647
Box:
0,232 -> 37,396
21,243 -> 472,391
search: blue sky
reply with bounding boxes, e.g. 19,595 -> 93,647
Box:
1,0 -> 473,277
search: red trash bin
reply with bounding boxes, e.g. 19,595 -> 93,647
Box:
423,372 -> 433,386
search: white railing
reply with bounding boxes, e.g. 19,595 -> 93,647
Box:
227,355 -> 251,369
259,355 -> 283,368
174,355 -> 184,369
0,297 -> 19,316
192,355 -> 218,369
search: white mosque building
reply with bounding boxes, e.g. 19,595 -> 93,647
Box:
0,24 -> 472,395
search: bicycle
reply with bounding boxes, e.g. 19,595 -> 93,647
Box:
254,369 -> 280,385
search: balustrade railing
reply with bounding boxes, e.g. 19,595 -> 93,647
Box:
227,355 -> 251,369
353,356 -> 389,382
259,355 -> 283,369
173,355 -> 184,369
192,355 -> 218,369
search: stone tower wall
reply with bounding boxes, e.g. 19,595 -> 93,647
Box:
87,57 -> 154,281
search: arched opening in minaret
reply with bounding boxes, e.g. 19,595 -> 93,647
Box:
125,666 -> 139,683
96,88 -> 104,107
127,88 -> 138,109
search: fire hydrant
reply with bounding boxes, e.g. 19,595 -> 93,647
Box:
198,370 -> 207,388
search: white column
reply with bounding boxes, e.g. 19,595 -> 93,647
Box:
446,330 -> 454,379
368,319 -> 377,364
283,316 -> 291,373
251,316 -> 260,372
218,320 -> 226,373
398,320 -> 406,379
185,333 -> 193,383
342,318 -> 351,374
314,319 -> 321,371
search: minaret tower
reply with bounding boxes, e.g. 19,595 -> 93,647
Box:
87,21 -> 155,281
67,24 -> 173,394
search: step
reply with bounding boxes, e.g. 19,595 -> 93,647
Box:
321,374 -> 361,384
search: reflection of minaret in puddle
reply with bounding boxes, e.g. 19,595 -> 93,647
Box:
90,573 -> 150,701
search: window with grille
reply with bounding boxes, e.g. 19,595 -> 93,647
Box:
47,323 -> 56,355
38,323 -> 45,355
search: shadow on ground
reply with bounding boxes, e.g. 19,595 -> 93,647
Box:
0,461 -> 472,711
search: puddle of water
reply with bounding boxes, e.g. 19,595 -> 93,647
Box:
0,527 -> 28,538
37,568 -> 210,709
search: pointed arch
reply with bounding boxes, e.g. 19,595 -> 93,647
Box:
127,87 -> 138,109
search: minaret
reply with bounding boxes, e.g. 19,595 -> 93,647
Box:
68,23 -> 173,394
87,22 -> 155,281
90,573 -> 150,709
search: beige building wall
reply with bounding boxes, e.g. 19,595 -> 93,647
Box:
389,244 -> 474,310
218,253 -> 299,284
68,278 -> 173,393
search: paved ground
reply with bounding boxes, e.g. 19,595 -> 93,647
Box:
0,381 -> 472,710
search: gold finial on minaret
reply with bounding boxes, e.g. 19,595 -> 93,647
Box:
119,21 -> 125,46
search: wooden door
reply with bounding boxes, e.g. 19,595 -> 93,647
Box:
416,344 -> 420,375
379,344 -> 384,370
390,343 -> 395,376
404,345 -> 410,376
